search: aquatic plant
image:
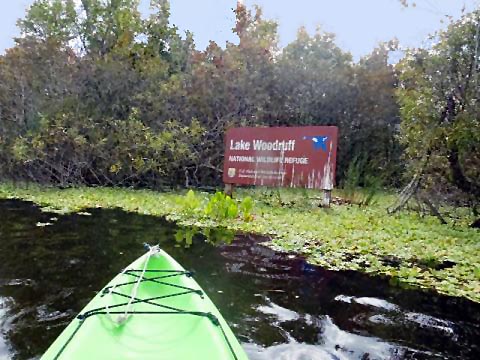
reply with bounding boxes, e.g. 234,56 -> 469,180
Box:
239,197 -> 254,222
204,192 -> 238,220
176,190 -> 254,223
176,189 -> 203,215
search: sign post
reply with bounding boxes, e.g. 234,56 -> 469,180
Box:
224,183 -> 234,197
223,126 -> 338,205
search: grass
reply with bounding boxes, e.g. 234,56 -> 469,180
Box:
0,182 -> 479,303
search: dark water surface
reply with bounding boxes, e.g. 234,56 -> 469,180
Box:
0,199 -> 479,360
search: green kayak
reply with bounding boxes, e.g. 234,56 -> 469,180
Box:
41,246 -> 248,360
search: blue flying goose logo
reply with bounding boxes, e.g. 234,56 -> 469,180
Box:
303,136 -> 329,152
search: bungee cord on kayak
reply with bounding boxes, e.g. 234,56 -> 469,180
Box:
104,245 -> 160,325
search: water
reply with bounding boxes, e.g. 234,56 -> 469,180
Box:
0,199 -> 479,360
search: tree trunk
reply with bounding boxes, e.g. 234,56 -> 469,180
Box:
448,146 -> 480,199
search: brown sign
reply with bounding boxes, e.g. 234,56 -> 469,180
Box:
223,126 -> 338,189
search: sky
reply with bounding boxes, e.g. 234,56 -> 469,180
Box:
1,0 -> 478,61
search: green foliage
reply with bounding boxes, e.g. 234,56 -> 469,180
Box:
239,196 -> 254,222
361,175 -> 382,207
341,155 -> 382,206
341,156 -> 363,203
3,108 -> 205,186
396,11 -> 480,202
174,227 -> 196,248
176,190 -> 202,215
204,192 -> 238,221
18,0 -> 78,43
175,190 -> 254,223
175,226 -> 235,248
202,227 -> 235,245
275,31 -> 401,181
0,1 -> 402,188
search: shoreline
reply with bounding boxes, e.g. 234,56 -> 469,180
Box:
1,182 -> 478,303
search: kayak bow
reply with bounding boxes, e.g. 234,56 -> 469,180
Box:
41,246 -> 248,360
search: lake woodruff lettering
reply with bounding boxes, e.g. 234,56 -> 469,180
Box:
230,139 -> 296,151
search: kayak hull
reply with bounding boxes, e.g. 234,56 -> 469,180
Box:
41,248 -> 247,360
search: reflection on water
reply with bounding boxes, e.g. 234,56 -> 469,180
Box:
250,301 -> 402,360
0,199 -> 479,360
245,316 -> 405,360
174,226 -> 235,248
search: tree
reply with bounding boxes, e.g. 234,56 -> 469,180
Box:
394,10 -> 480,217
18,0 -> 78,45
352,41 -> 402,184
272,29 -> 400,183
164,3 -> 280,185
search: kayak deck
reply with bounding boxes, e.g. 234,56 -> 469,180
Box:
41,248 -> 247,360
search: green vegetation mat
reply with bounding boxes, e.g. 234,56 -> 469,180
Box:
1,183 -> 479,303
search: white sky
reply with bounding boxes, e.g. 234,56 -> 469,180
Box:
1,0 -> 478,60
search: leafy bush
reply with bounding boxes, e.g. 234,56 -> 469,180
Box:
204,192 -> 238,220
6,109 -> 206,187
